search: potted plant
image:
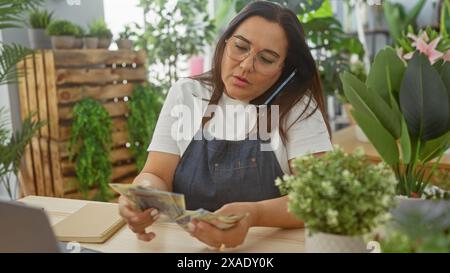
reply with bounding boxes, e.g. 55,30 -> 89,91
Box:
83,31 -> 98,49
340,41 -> 449,199
116,25 -> 134,50
89,18 -> 112,49
26,8 -> 53,49
276,146 -> 397,253
46,19 -> 79,49
73,24 -> 85,49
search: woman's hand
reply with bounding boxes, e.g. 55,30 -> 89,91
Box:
188,202 -> 258,249
118,195 -> 160,242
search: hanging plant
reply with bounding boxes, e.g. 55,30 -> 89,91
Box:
69,98 -> 113,201
127,83 -> 163,171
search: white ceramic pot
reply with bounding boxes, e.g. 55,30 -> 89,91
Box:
355,125 -> 370,143
305,230 -> 367,253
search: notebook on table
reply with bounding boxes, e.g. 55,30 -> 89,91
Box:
53,202 -> 125,243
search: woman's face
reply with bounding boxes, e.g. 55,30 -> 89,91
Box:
221,16 -> 288,102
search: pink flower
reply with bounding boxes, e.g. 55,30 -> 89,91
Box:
415,36 -> 444,64
407,31 -> 429,47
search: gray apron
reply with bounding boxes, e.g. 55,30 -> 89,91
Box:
172,120 -> 284,211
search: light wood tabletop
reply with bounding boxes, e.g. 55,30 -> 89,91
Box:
19,195 -> 305,253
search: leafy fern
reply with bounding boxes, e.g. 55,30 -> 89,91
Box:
127,83 -> 163,171
69,99 -> 113,201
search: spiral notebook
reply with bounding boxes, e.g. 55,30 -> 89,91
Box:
53,203 -> 125,243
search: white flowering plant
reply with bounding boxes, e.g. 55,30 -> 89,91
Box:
276,146 -> 397,236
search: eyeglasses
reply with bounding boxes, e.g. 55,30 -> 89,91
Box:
224,36 -> 284,76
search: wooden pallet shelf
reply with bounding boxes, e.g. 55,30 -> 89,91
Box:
17,49 -> 147,199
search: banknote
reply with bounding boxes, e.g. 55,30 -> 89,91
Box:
175,209 -> 249,230
109,183 -> 247,230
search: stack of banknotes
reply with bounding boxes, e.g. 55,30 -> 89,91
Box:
110,183 -> 248,230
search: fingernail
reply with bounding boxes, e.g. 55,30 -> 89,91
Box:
150,209 -> 159,217
187,222 -> 196,233
152,213 -> 160,221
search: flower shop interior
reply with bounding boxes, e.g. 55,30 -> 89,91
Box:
0,0 -> 449,254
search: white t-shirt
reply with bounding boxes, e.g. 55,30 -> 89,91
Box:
147,78 -> 332,174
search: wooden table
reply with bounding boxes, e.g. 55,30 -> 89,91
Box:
332,126 -> 450,170
19,196 -> 305,253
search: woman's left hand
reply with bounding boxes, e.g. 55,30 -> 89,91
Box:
188,202 -> 258,249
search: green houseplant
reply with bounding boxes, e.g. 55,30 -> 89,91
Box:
383,0 -> 426,44
134,0 -> 215,90
88,18 -> 112,49
116,24 -> 134,50
0,0 -> 44,199
73,24 -> 85,49
69,98 -> 113,201
340,47 -> 449,198
46,19 -> 79,49
127,83 -> 163,171
277,146 -> 397,253
27,8 -> 53,49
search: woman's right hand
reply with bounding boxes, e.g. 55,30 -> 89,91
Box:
118,195 -> 160,242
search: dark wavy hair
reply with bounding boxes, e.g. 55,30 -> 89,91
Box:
191,0 -> 331,143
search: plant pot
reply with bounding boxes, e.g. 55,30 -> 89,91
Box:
98,37 -> 112,49
27,28 -> 52,49
116,39 -> 133,50
305,230 -> 367,253
73,38 -> 83,49
84,37 -> 98,49
355,125 -> 370,143
51,36 -> 75,49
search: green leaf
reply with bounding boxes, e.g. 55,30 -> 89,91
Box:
419,131 -> 450,163
0,43 -> 32,86
351,109 -> 399,166
399,52 -> 449,141
440,61 -> 450,131
400,117 -> 411,164
366,47 -> 405,104
341,72 -> 401,138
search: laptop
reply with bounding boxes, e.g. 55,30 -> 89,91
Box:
0,200 -> 99,253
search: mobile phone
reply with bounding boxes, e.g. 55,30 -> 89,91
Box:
262,69 -> 297,105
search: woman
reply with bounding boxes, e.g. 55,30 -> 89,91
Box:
119,1 -> 332,249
